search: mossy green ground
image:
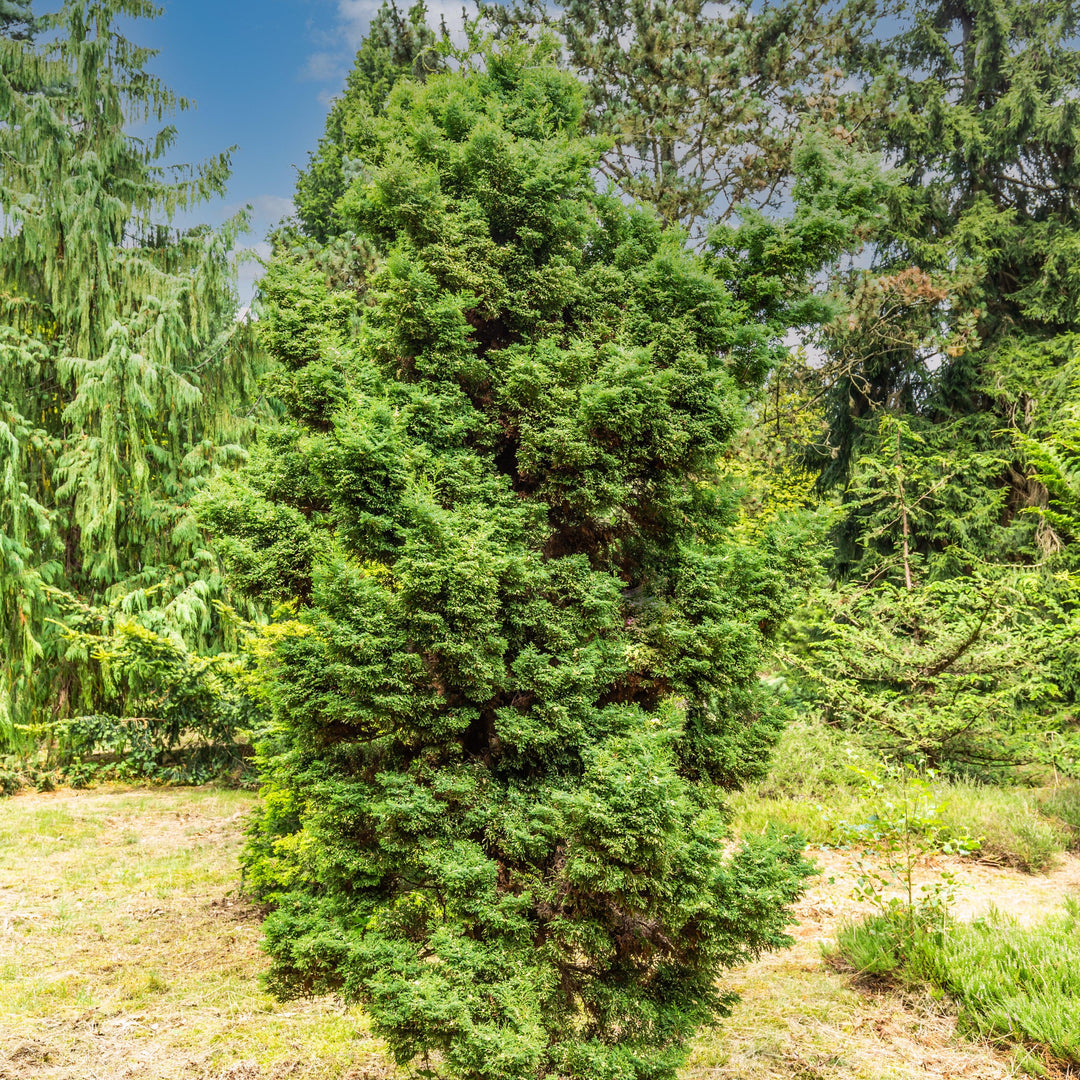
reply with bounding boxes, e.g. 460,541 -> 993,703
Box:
2,779 -> 1077,1078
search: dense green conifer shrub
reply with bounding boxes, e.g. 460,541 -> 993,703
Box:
217,46 -> 811,1080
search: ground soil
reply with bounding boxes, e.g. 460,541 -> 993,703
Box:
686,847 -> 1080,1080
2,787 -> 1078,1080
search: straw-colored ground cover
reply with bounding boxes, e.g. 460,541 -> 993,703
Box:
1,786 -> 1078,1079
0,787 -> 388,1079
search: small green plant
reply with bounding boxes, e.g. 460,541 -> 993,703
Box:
842,763 -> 979,935
64,761 -> 97,789
0,767 -> 21,798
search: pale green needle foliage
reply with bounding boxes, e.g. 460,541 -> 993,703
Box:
0,1 -> 263,761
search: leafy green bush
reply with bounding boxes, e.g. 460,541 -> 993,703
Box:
0,766 -> 21,798
15,617 -> 265,785
834,900 -> 1080,1069
225,45 -> 813,1080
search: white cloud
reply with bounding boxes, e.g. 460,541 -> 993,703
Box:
235,240 -> 273,307
300,0 -> 378,86
335,0 -> 381,48
250,194 -> 296,223
301,50 -> 345,82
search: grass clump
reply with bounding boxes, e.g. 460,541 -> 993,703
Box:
833,898 -> 1080,1069
732,717 -> 1076,872
939,784 -> 1068,873
727,720 -> 879,843
1034,782 -> 1080,850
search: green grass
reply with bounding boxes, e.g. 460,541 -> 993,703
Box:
939,783 -> 1071,873
730,718 -> 1080,873
832,898 -> 1080,1071
1035,783 -> 1080,846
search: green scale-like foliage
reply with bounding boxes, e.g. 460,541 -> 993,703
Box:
294,0 -> 443,244
220,48 -> 810,1080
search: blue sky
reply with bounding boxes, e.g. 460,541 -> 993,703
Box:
133,0 -> 411,301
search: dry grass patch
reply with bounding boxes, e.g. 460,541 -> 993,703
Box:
684,847 -> 1080,1080
0,786 -> 393,1080
683,864 -> 1018,1080
2,785 -> 1077,1080
685,955 -> 1013,1080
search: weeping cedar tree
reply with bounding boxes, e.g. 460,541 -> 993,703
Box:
0,1 -> 260,759
216,47 -> 811,1080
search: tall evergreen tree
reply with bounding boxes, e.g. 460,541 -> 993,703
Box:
222,45 -> 811,1080
824,0 -> 1080,527
479,0 -> 878,233
0,0 -> 258,746
294,0 -> 443,243
771,0 -> 1080,770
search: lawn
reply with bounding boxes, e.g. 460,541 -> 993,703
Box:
0,786 -> 388,1079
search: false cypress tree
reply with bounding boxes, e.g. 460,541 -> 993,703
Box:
222,46 -> 811,1080
0,0 -> 258,748
294,0 -> 443,243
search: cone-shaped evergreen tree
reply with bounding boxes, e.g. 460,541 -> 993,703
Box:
220,45 -> 810,1080
295,0 -> 443,243
0,0 -> 259,746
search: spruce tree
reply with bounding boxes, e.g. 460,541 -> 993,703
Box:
771,0 -> 1080,770
824,0 -> 1080,520
222,46 -> 811,1080
0,0 -> 258,750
